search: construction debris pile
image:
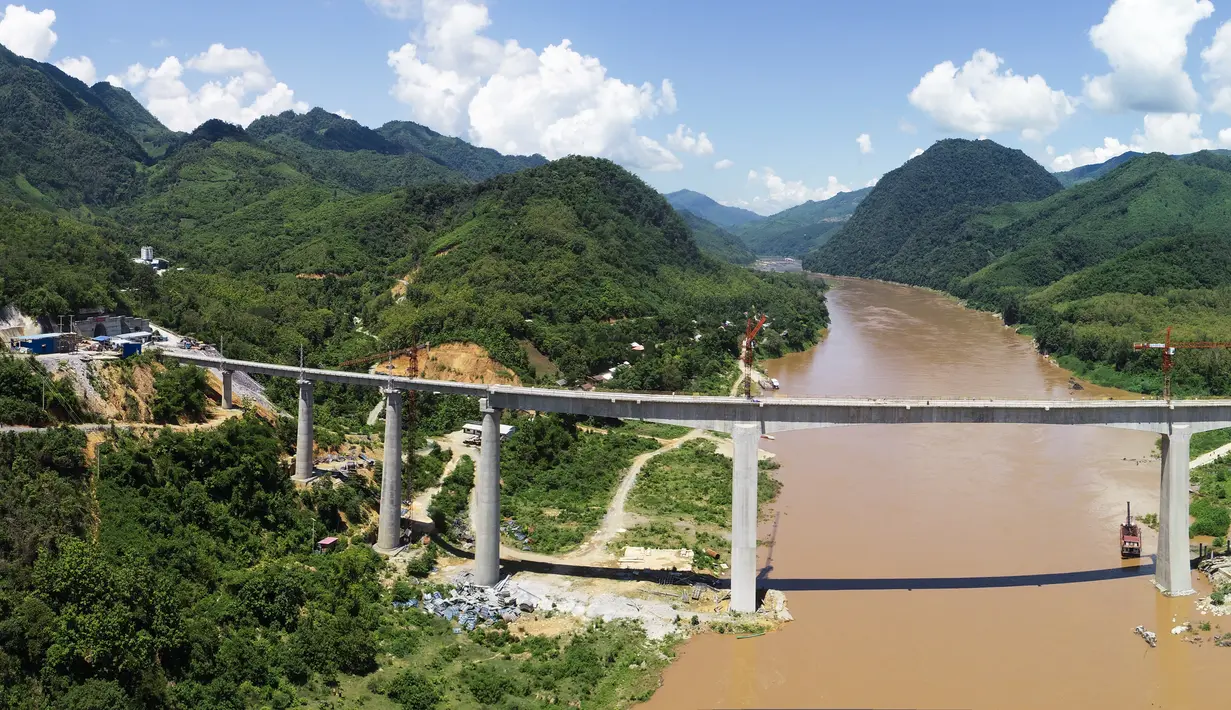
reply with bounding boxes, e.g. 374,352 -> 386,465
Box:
393,576 -> 539,632
1134,625 -> 1157,648
501,518 -> 533,551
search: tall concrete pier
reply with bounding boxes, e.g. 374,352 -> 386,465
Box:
221,370 -> 234,410
294,379 -> 314,482
730,422 -> 760,613
1157,424 -> 1194,596
475,398 -> 503,586
376,388 -> 404,552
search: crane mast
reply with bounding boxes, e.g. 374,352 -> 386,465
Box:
1132,326 -> 1231,400
743,314 -> 767,400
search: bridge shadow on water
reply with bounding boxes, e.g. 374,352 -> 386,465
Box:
427,532 -> 1157,592
761,557 -> 1156,592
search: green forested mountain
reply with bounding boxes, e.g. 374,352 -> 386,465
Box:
367,158 -> 826,388
377,118 -> 548,181
0,50 -> 828,396
804,139 -> 1064,279
0,44 -> 150,208
664,189 -> 762,228
679,209 -> 756,264
955,152 -> 1231,305
89,81 -> 181,157
735,187 -> 870,256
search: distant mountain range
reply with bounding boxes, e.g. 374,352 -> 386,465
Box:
663,189 -> 761,229
733,188 -> 870,257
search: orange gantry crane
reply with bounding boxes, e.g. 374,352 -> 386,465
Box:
743,313 -> 767,400
1132,327 -> 1231,400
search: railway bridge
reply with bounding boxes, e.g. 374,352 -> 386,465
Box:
165,350 -> 1231,613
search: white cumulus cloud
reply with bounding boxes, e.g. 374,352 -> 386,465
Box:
713,158 -> 734,170
864,176 -> 880,187
1084,0 -> 1213,113
335,109 -> 353,119
55,55 -> 96,84
1050,112 -> 1214,170
856,133 -> 873,154
666,124 -> 714,156
909,147 -> 925,159
106,44 -> 308,132
908,49 -> 1075,138
385,0 -> 681,171
0,4 -> 57,60
1201,21 -> 1231,115
745,167 -> 850,214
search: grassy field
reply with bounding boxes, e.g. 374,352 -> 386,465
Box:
613,439 -> 782,572
299,592 -> 680,709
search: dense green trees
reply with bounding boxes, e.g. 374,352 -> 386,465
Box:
150,363 -> 208,423
677,210 -> 755,264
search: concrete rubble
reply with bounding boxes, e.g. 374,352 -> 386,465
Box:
393,574 -> 538,632
1134,625 -> 1157,647
1198,555 -> 1231,587
758,589 -> 793,622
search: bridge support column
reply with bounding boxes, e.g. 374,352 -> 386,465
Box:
294,379 -> 314,482
1157,425 -> 1195,596
376,388 -> 404,552
731,422 -> 759,613
475,398 -> 502,586
221,370 -> 234,410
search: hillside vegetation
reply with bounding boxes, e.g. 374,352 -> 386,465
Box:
735,187 -> 870,256
678,210 -> 756,264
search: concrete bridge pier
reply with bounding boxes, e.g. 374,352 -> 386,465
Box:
294,379 -> 314,482
1157,424 -> 1195,596
221,370 -> 234,410
730,422 -> 760,613
474,398 -> 502,586
376,388 -> 404,552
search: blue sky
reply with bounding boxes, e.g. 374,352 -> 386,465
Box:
3,0 -> 1231,214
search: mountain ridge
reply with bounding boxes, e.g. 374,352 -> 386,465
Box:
805,138 -> 1064,280
664,189 -> 762,228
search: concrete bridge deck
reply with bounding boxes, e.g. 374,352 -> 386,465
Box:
163,350 -> 1226,612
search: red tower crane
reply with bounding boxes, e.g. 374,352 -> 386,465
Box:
743,313 -> 767,400
1132,326 -> 1231,400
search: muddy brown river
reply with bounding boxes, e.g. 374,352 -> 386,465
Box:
642,277 -> 1222,710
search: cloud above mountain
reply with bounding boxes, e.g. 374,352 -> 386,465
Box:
105,43 -> 308,132
384,0 -> 685,171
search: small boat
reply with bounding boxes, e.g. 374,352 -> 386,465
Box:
1120,502 -> 1141,558
737,631 -> 766,640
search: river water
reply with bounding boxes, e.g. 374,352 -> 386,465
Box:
642,277 -> 1222,710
